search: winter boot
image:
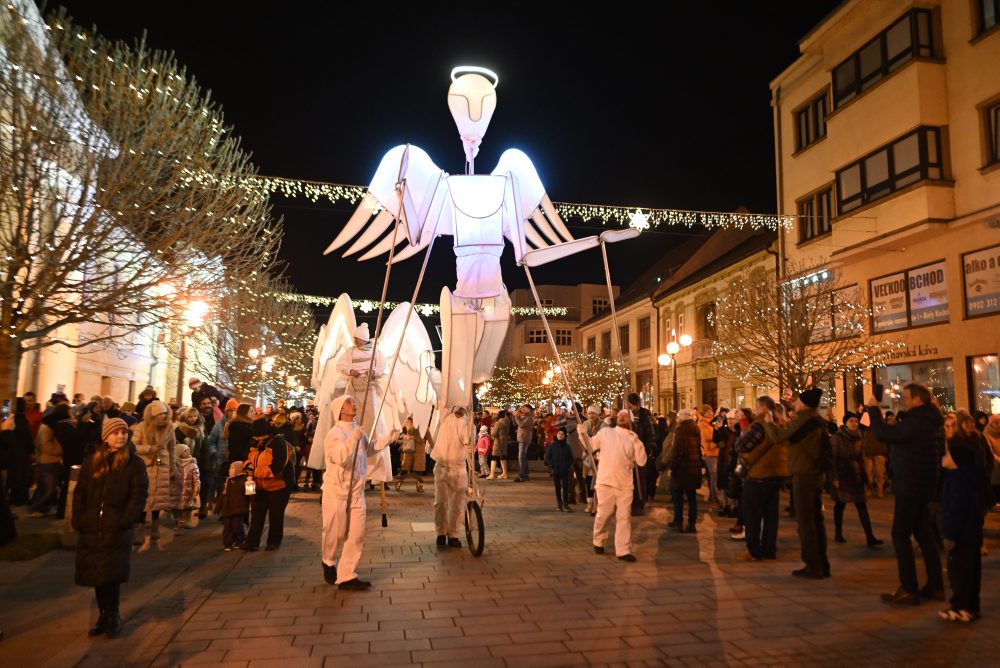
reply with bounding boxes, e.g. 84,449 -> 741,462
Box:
133,524 -> 146,546
105,610 -> 122,639
858,504 -> 883,547
499,461 -> 508,479
88,609 -> 108,637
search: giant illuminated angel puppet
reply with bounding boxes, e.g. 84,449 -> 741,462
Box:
309,66 -> 638,477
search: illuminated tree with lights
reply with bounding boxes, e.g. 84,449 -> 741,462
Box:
189,272 -> 316,402
479,352 -> 627,408
711,265 -> 905,393
0,7 -> 280,397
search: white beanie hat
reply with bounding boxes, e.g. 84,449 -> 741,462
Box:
677,408 -> 694,422
330,394 -> 354,422
352,323 -> 370,342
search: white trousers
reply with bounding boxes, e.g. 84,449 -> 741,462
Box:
433,463 -> 467,538
321,489 -> 366,584
592,483 -> 634,556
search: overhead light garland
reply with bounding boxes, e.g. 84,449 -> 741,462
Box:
275,292 -> 568,318
479,352 -> 627,408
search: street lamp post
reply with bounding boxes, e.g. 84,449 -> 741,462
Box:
657,329 -> 692,412
175,299 -> 209,405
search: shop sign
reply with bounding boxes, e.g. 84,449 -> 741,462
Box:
963,244 -> 1000,317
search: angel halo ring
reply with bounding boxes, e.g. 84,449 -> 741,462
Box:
450,65 -> 498,87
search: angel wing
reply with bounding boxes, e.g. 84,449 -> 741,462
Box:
374,303 -> 438,436
324,144 -> 452,265
307,293 -> 358,471
492,149 -> 638,267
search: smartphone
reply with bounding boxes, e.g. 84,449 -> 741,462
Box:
873,383 -> 885,403
1,399 -> 10,421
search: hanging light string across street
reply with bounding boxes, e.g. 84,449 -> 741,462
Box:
236,174 -> 795,231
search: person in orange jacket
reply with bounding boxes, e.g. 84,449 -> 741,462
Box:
697,405 -> 721,507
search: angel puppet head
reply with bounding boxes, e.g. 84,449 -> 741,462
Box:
448,66 -> 498,164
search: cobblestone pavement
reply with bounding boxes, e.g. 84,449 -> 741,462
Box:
1,463 -> 998,667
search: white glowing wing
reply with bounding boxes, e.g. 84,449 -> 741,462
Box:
374,302 -> 438,436
492,149 -> 640,267
324,145 -> 452,264
307,294 -> 358,471
311,324 -> 328,390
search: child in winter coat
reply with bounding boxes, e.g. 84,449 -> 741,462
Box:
218,460 -> 250,550
475,426 -> 492,479
544,429 -> 574,512
172,444 -> 200,531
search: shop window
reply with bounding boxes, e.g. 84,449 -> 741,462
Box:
876,358 -> 955,412
969,355 -> 1000,414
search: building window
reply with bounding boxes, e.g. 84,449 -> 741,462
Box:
539,298 -> 554,306
619,324 -> 629,354
978,0 -> 999,35
870,260 -> 949,332
527,329 -> 547,344
695,303 -> 716,340
635,369 -> 653,408
554,329 -> 572,347
836,126 -> 943,214
795,90 -> 828,151
985,100 -> 1000,167
677,311 -> 686,337
586,336 -> 596,355
876,359 -> 955,413
592,298 -> 609,316
638,317 -> 651,350
969,354 -> 1000,414
797,186 -> 835,242
832,9 -> 934,108
600,331 -> 611,358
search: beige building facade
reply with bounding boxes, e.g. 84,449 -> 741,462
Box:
498,283 -> 618,366
773,0 -> 1000,415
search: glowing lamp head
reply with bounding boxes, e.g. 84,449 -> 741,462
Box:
657,354 -> 671,367
679,333 -> 693,347
666,341 -> 680,355
448,66 -> 498,163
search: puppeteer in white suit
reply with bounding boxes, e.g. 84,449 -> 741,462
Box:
430,407 -> 472,547
321,394 -> 395,590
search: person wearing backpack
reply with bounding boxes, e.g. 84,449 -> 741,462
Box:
243,418 -> 294,551
763,388 -> 830,580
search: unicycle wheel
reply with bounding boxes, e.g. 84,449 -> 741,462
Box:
464,500 -> 484,556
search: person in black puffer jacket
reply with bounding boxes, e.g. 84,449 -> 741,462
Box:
866,382 -> 945,605
225,404 -> 254,465
544,429 -> 575,512
73,418 -> 149,639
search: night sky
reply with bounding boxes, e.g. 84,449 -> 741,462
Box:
45,2 -> 841,315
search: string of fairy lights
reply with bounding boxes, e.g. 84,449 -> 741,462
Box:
274,293 -> 569,318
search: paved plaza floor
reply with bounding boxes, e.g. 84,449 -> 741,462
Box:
1,464 -> 998,667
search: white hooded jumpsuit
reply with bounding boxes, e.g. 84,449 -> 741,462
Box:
321,395 -> 391,584
586,423 -> 647,556
431,410 -> 471,539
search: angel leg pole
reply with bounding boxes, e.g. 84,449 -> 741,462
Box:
599,237 -> 627,407
523,264 -> 600,487
345,189 -> 404,536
